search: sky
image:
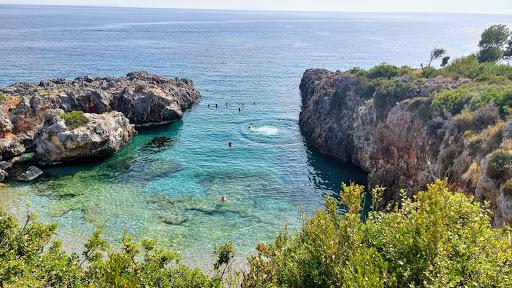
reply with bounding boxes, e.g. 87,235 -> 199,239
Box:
0,0 -> 511,14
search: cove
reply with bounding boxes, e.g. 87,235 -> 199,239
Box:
0,5 -> 507,267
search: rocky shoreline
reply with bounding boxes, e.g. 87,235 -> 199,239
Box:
299,68 -> 512,226
0,71 -> 200,182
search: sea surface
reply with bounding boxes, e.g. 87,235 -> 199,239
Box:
0,5 -> 511,267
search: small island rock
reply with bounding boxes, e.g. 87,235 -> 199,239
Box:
34,110 -> 135,165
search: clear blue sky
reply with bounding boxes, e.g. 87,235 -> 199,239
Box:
0,0 -> 511,14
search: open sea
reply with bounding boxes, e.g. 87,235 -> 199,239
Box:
0,4 -> 510,267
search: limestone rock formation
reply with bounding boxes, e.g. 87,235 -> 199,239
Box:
34,110 -> 135,165
0,71 -> 200,163
299,68 -> 512,225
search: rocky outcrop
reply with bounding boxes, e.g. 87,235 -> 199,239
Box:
16,166 -> 43,181
299,68 -> 512,225
34,110 -> 135,165
0,71 -> 200,165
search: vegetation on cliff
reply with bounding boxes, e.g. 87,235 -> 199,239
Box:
60,111 -> 90,130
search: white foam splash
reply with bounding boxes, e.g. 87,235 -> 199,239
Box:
249,126 -> 279,135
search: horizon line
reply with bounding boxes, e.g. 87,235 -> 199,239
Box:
1,3 -> 511,16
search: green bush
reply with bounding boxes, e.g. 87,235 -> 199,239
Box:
60,111 -> 89,130
367,63 -> 413,79
420,66 -> 438,79
442,54 -> 512,80
373,78 -> 415,120
243,180 -> 512,287
431,86 -> 474,114
486,149 -> 512,180
469,86 -> 512,116
432,83 -> 512,116
0,211 -> 221,287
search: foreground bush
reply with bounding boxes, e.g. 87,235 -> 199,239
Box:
0,211 -> 221,287
242,180 -> 512,287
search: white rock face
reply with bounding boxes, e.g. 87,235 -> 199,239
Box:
35,110 -> 135,165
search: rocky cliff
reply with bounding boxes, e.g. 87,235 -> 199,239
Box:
299,68 -> 512,226
0,71 -> 200,181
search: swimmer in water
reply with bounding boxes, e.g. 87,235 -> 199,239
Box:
228,142 -> 232,147
215,104 -> 218,108
238,107 -> 241,112
221,195 -> 227,202
208,104 -> 210,108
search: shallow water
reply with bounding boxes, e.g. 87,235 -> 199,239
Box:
0,5 -> 510,266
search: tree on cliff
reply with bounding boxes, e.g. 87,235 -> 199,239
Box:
505,36 -> 512,62
478,24 -> 510,63
428,48 -> 446,67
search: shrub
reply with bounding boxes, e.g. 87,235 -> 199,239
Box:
60,111 -> 89,130
453,103 -> 499,132
431,86 -> 473,114
469,86 -> 512,116
442,54 -> 512,79
486,149 -> 512,180
420,66 -> 438,78
467,121 -> 504,156
135,84 -> 146,93
243,180 -> 512,287
432,83 -> 512,116
367,63 -> 413,79
0,211 -> 221,287
373,78 -> 415,120
0,93 -> 6,103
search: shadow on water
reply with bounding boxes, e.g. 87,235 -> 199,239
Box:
305,143 -> 368,193
304,143 -> 372,217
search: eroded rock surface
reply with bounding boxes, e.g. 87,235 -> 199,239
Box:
35,110 -> 135,164
0,71 -> 200,164
299,68 -> 512,225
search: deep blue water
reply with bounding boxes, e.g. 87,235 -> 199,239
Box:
0,5 -> 511,266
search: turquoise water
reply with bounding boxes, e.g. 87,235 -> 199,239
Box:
1,5 -> 511,266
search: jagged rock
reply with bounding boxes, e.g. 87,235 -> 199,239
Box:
34,110 -> 135,165
0,71 -> 200,161
300,68 -> 512,225
16,166 -> 43,181
0,161 -> 13,171
0,169 -> 7,182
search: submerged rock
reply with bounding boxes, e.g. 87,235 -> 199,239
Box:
34,110 -> 135,165
0,71 -> 200,162
16,165 -> 43,181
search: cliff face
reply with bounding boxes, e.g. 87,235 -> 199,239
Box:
299,69 -> 512,225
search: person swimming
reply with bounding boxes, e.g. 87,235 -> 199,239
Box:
221,195 -> 227,202
215,104 -> 218,108
208,104 -> 210,108
228,142 -> 232,147
238,107 -> 241,112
